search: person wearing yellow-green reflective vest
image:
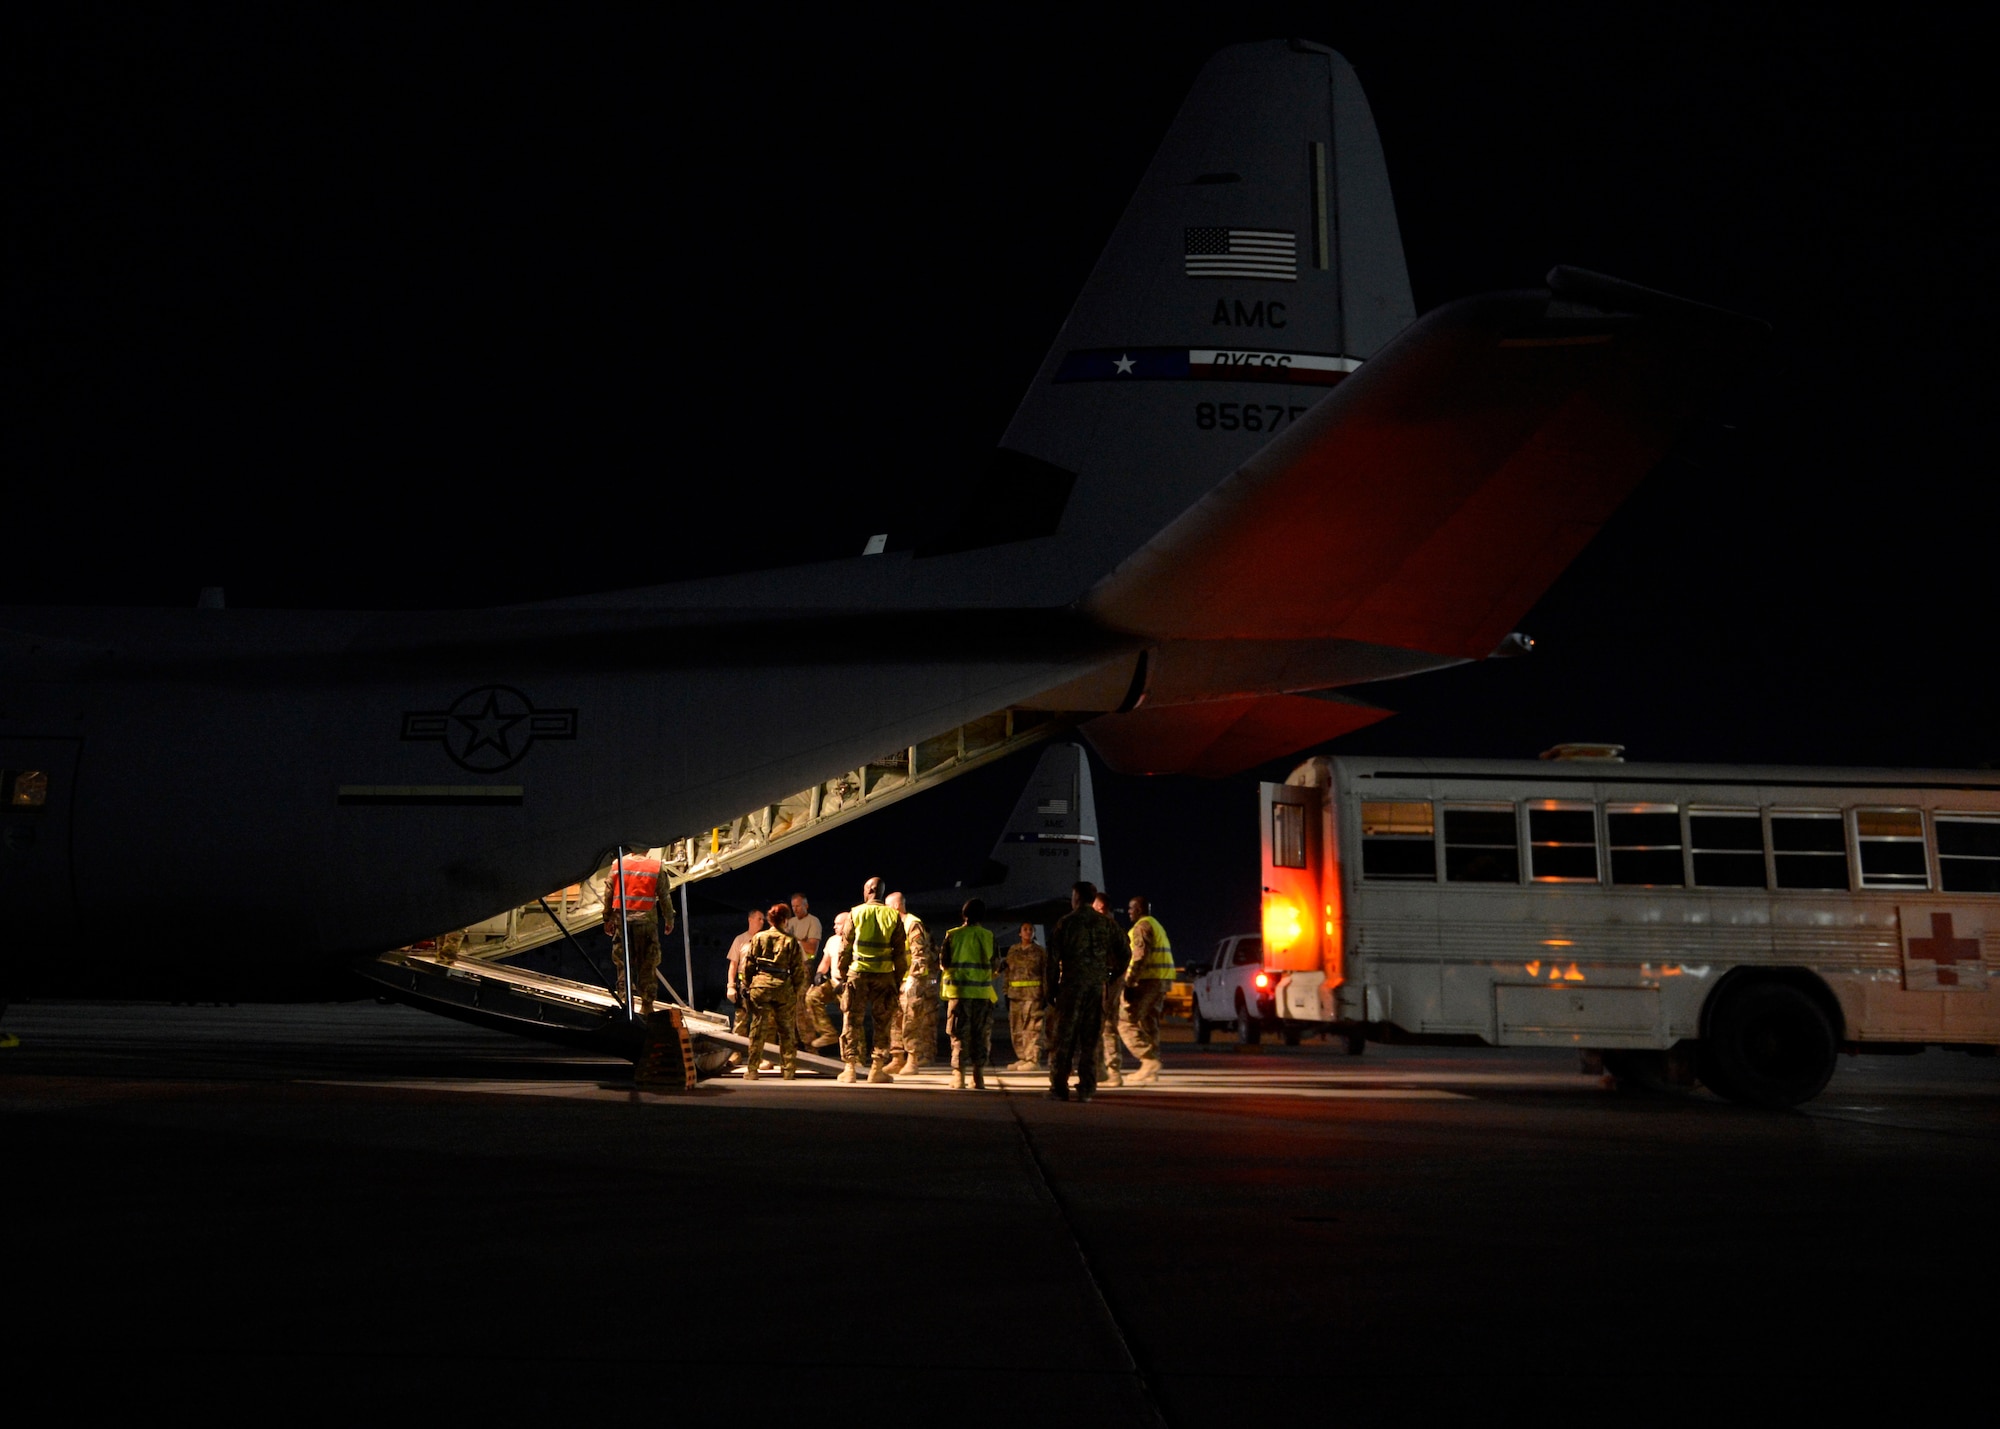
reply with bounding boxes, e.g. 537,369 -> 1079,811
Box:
837,877 -> 906,1083
940,898 -> 998,1090
1116,895 -> 1175,1085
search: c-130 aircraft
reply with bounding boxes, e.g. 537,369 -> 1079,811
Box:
0,40 -> 1762,1003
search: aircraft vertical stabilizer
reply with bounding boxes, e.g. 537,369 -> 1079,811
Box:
921,743 -> 1104,921
934,41 -> 1413,578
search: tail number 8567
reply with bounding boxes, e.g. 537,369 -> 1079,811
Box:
1196,402 -> 1309,432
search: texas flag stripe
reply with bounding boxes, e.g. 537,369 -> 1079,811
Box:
1054,348 -> 1360,386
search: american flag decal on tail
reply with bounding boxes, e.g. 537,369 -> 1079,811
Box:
1184,227 -> 1297,281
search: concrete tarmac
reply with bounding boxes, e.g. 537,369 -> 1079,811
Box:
5,1001 -> 1995,1420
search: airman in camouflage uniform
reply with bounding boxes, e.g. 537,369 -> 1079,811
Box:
1093,891 -> 1127,1086
805,910 -> 850,1053
1002,923 -> 1048,1070
1046,881 -> 1121,1102
740,904 -> 805,1080
839,878 -> 906,1083
885,892 -> 939,1075
1117,895 -> 1174,1085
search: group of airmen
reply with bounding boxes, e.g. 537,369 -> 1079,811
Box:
599,848 -> 1174,1099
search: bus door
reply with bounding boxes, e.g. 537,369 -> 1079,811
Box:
1261,781 -> 1326,1015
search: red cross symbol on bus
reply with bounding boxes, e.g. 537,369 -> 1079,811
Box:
1909,913 -> 1981,986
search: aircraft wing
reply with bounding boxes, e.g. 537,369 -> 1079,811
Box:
1082,267 -> 1768,661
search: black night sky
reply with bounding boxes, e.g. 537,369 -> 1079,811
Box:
10,7 -> 1995,961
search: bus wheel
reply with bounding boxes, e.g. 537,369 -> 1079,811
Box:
1194,1010 -> 1213,1045
1702,981 -> 1838,1108
1281,1023 -> 1303,1046
1235,994 -> 1262,1045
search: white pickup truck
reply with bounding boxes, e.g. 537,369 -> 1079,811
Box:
1191,934 -> 1302,1045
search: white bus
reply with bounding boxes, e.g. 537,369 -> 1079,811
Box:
1258,754 -> 2000,1106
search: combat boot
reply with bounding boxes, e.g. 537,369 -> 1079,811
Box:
868,1060 -> 896,1084
742,1061 -> 760,1082
1007,1059 -> 1037,1073
972,1067 -> 987,1091
1104,1062 -> 1124,1087
883,1051 -> 909,1074
1126,1059 -> 1162,1085
781,1068 -> 797,1080
951,1068 -> 966,1090
902,1052 -> 923,1076
837,1064 -> 860,1083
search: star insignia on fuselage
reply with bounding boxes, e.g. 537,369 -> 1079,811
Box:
455,689 -> 526,763
400,684 -> 578,773
1113,354 -> 1136,374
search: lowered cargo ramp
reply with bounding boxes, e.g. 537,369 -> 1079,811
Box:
361,708 -> 1072,1065
357,951 -> 847,1078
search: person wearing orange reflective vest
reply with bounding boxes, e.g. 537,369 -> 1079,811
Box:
605,845 -> 673,1017
838,877 -> 906,1083
1117,895 -> 1175,1085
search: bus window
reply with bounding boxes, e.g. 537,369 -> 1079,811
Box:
1937,815 -> 2000,894
1607,804 -> 1683,886
1443,806 -> 1519,883
1855,808 -> 1928,889
1771,811 -> 1850,890
1361,801 -> 1436,881
1689,809 -> 1766,888
1529,803 -> 1598,882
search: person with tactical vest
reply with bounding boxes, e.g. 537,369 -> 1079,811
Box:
787,892 -> 823,1054
605,844 -> 673,1018
1046,880 -> 1121,1102
740,903 -> 806,1081
1092,889 -> 1129,1086
884,890 -> 939,1076
1117,895 -> 1175,1085
839,877 -> 906,1083
940,897 -> 998,1090
1001,923 -> 1048,1071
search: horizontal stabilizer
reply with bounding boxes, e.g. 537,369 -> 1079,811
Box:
1083,268 -> 1768,659
1083,692 -> 1390,777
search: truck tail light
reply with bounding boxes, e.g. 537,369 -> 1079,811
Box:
1254,971 -> 1271,990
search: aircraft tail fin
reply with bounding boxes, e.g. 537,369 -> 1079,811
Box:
925,40 -> 1413,576
958,743 -> 1104,912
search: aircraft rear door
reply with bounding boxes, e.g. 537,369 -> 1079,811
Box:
1,739 -> 81,991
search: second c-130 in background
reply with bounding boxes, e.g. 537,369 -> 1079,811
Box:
0,40 -> 1765,1002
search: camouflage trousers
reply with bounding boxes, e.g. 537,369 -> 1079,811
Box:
744,986 -> 798,1075
805,980 -> 842,1047
608,916 -> 662,1015
892,977 -> 941,1064
1048,978 -> 1105,1095
1118,976 -> 1170,1063
1007,992 -> 1046,1064
839,972 -> 900,1067
946,998 -> 995,1069
1099,971 -> 1127,1072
